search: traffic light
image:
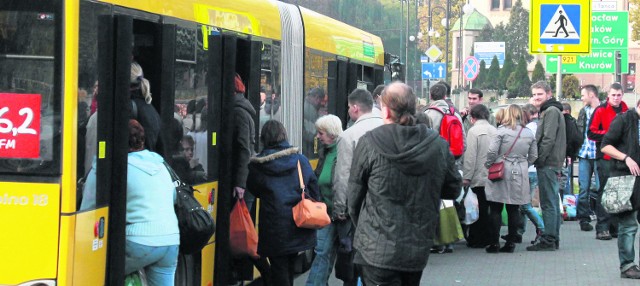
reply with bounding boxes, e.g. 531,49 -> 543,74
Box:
391,62 -> 405,82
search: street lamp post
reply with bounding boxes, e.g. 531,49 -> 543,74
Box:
425,0 -> 450,83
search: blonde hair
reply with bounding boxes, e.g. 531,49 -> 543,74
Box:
315,114 -> 343,139
500,104 -> 525,130
495,108 -> 505,126
131,62 -> 152,104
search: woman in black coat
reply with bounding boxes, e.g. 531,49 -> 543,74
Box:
247,120 -> 320,286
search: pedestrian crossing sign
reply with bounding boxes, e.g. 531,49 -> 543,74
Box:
530,0 -> 591,54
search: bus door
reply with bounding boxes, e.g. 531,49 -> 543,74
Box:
101,11 -> 178,285
208,32 -> 262,286
75,9 -> 172,284
72,13 -> 133,285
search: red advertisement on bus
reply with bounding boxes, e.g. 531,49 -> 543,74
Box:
0,93 -> 41,158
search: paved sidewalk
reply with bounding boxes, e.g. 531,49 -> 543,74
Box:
294,220 -> 639,286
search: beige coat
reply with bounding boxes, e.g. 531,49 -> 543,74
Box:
463,120 -> 497,187
485,125 -> 538,205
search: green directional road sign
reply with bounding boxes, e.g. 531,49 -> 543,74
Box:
546,11 -> 628,73
547,50 -> 628,73
590,12 -> 628,49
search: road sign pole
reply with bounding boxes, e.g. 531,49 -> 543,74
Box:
615,50 -> 622,83
556,55 -> 563,98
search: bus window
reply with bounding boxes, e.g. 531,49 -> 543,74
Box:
170,24 -> 210,185
258,42 -> 283,152
0,1 -> 62,176
302,49 -> 330,159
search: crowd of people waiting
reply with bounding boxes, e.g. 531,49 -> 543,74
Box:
79,59 -> 640,285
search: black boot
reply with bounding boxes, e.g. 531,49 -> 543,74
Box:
485,244 -> 500,253
499,242 -> 516,253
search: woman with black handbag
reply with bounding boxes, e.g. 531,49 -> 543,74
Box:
484,105 -> 537,253
601,100 -> 640,279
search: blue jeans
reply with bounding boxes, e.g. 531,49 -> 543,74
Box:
519,171 -> 544,234
560,162 -> 573,196
617,211 -> 639,271
577,158 -> 598,224
537,166 -> 562,243
306,223 -> 338,286
125,240 -> 179,286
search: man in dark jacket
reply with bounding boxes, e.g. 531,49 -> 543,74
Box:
527,81 -> 566,251
601,103 -> 640,279
348,83 -> 461,284
588,82 -> 628,240
231,74 -> 257,208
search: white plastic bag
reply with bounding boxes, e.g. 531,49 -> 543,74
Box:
462,189 -> 479,225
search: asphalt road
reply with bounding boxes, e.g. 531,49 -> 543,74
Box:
294,219 -> 640,286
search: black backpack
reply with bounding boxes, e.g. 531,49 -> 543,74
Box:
164,162 -> 216,254
564,114 -> 582,159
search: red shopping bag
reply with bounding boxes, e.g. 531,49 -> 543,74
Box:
229,199 -> 259,258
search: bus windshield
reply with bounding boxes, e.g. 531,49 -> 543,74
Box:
0,1 -> 62,176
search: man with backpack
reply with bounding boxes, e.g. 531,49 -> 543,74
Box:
588,82 -> 628,240
562,102 -> 583,197
425,83 -> 465,254
425,83 -> 465,159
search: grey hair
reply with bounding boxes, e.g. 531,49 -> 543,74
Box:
315,114 -> 343,139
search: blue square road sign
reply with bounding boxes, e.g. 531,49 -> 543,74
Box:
422,63 -> 446,80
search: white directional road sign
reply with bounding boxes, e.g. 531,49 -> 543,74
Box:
422,63 -> 446,80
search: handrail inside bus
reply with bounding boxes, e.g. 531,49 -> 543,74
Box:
0,54 -> 55,60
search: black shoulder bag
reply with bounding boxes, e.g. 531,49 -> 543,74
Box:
163,162 -> 215,254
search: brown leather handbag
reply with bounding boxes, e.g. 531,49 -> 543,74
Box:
488,127 -> 523,181
292,160 -> 331,229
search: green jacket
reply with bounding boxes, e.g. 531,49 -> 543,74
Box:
535,98 -> 566,168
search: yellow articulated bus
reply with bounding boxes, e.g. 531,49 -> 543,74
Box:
0,0 -> 384,285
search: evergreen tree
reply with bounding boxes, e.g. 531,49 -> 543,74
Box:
507,55 -> 531,98
506,73 -> 518,98
505,0 -> 532,62
549,75 -> 557,94
475,60 -> 487,89
476,23 -> 494,42
493,22 -> 507,42
499,52 -> 515,90
484,56 -> 501,90
562,75 -> 581,99
531,60 -> 546,82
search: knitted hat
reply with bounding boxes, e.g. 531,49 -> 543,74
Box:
234,74 -> 246,94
